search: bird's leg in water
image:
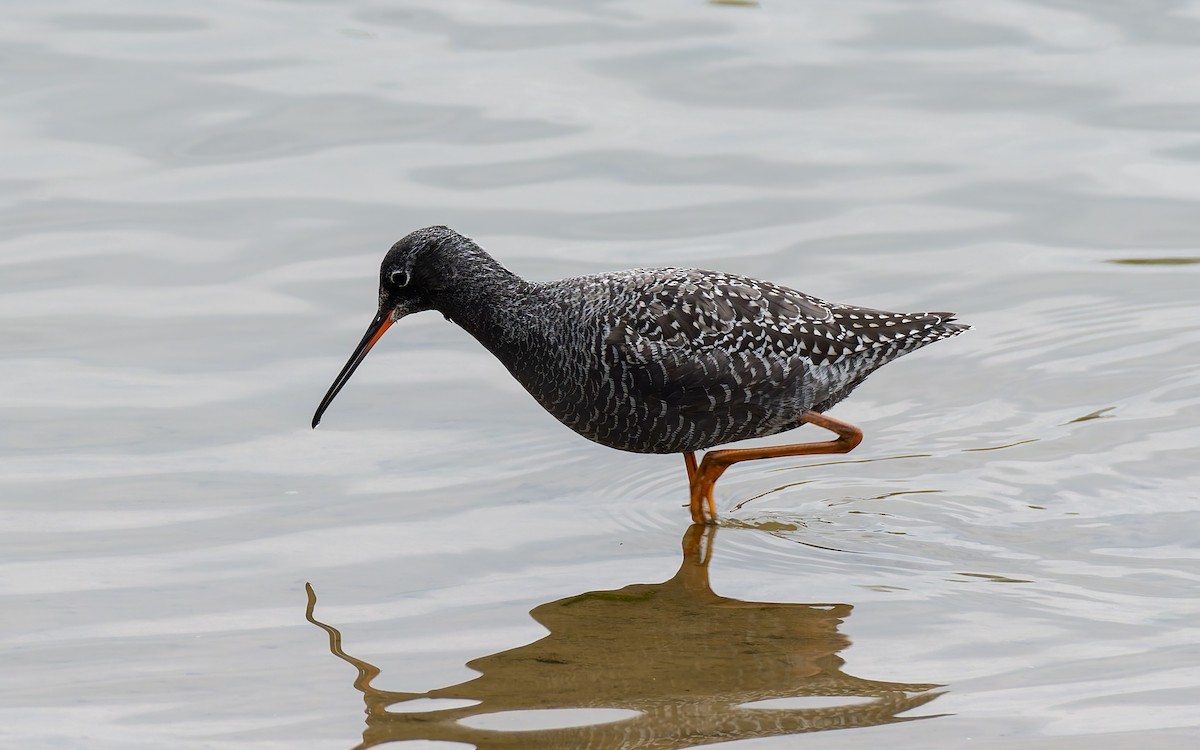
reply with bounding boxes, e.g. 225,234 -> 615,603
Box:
687,410 -> 864,524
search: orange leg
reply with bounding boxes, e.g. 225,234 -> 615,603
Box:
683,451 -> 698,484
686,410 -> 864,524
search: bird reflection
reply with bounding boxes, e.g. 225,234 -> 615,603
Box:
306,524 -> 944,749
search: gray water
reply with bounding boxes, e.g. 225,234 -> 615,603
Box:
2,1 -> 1198,748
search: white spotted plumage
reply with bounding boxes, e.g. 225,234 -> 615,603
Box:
442,263 -> 968,454
380,229 -> 969,455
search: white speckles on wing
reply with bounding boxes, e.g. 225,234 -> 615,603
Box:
481,266 -> 967,454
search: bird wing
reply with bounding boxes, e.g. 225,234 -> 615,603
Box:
584,268 -> 967,447
598,266 -> 967,412
600,269 -> 831,422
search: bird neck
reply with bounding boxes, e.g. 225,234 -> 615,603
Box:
435,256 -> 533,351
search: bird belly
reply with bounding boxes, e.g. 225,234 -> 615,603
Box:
539,364 -> 816,455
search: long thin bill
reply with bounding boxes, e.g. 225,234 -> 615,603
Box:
312,311 -> 394,428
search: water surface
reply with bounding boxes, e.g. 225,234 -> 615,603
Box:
1,1 -> 1198,748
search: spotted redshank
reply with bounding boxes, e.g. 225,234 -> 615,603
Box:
313,226 -> 969,523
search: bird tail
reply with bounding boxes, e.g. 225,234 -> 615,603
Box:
926,311 -> 971,338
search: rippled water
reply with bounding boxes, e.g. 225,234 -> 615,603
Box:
2,1 -> 1198,748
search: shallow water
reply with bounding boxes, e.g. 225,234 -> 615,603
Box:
2,1 -> 1198,748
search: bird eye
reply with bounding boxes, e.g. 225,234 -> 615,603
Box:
389,269 -> 410,288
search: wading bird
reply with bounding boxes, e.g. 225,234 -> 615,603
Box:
313,227 -> 968,523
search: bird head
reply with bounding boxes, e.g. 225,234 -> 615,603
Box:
311,225 -> 470,428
